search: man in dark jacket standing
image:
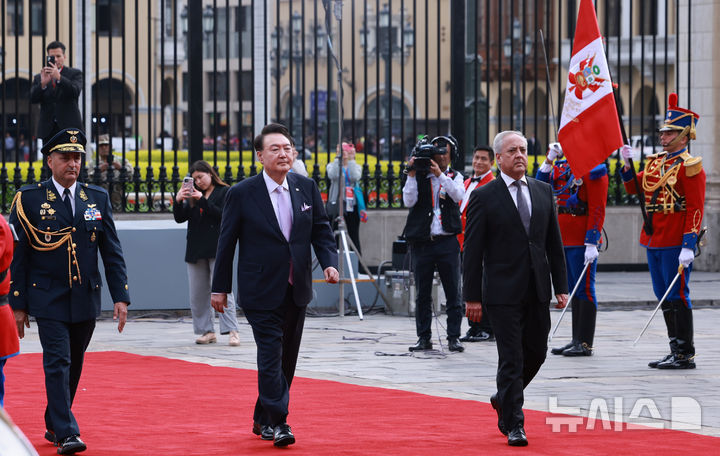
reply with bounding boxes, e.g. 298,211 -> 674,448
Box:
30,41 -> 83,142
463,130 -> 568,447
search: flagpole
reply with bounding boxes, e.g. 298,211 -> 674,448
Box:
607,66 -> 653,235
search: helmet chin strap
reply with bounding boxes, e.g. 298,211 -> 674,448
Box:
666,127 -> 690,150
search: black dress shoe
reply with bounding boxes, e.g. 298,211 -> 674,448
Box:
656,354 -> 696,369
460,331 -> 493,342
56,435 -> 86,454
490,394 -> 507,436
648,354 -> 673,368
45,429 -> 57,445
252,422 -> 274,440
408,338 -> 432,352
507,425 -> 528,446
551,342 -> 574,355
562,342 -> 593,357
447,337 -> 465,352
273,423 -> 296,447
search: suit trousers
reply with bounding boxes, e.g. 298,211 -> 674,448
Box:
36,317 -> 96,440
186,258 -> 239,335
411,235 -> 463,340
485,275 -> 550,430
244,285 -> 306,426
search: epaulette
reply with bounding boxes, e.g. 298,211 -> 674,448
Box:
17,183 -> 44,193
680,152 -> 703,177
588,164 -> 607,180
81,182 -> 110,194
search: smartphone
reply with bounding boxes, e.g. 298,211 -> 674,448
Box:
342,143 -> 353,153
181,176 -> 194,192
46,55 -> 55,67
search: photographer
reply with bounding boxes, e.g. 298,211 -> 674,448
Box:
30,41 -> 83,142
326,141 -> 364,253
402,136 -> 465,352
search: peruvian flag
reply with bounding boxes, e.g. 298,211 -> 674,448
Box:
558,0 -> 624,178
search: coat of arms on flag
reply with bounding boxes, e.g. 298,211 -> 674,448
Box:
557,0 -> 624,179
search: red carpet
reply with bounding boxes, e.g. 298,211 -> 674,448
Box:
3,352 -> 717,455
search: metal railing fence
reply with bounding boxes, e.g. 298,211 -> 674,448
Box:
0,0 -> 691,213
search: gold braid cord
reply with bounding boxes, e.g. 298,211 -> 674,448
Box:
11,192 -> 82,288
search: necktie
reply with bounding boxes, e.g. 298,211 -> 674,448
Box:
63,188 -> 73,217
513,180 -> 530,234
275,186 -> 292,241
275,186 -> 293,284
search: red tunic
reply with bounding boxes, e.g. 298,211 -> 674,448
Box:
1,216 -> 19,360
623,150 -> 705,249
458,172 -> 494,250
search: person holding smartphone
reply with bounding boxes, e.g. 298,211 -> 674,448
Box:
326,141 -> 365,253
174,160 -> 240,346
30,41 -> 83,143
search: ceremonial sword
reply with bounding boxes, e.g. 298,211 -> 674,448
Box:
633,226 -> 708,345
549,260 -> 591,342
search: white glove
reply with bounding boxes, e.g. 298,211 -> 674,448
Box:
620,144 -> 634,166
584,244 -> 599,264
547,142 -> 563,161
678,248 -> 694,268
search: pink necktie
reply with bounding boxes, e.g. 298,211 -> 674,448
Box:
275,186 -> 293,284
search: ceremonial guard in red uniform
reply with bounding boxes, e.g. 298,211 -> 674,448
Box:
458,146 -> 495,342
0,215 -> 20,407
536,143 -> 608,356
621,93 -> 705,369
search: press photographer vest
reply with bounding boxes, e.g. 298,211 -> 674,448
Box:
403,169 -> 462,242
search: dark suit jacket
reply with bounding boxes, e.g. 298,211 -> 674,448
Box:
9,180 -> 130,323
173,185 -> 229,263
462,176 -> 567,306
30,66 -> 84,141
212,173 -> 338,310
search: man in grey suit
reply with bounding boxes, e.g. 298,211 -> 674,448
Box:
462,130 -> 568,447
211,123 -> 339,447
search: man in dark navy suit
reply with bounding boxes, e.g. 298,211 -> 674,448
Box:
463,131 -> 568,447
9,128 -> 130,455
211,123 -> 338,447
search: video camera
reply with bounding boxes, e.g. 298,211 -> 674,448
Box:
406,135 -> 457,174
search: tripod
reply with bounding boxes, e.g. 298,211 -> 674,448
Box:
323,0 -> 391,319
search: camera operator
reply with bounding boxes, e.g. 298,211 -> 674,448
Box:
30,41 -> 83,143
402,136 -> 465,352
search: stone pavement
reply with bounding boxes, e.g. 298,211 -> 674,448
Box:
11,271 -> 720,438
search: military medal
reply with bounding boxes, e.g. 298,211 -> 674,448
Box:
45,233 -> 52,242
90,232 -> 96,242
46,190 -> 56,202
79,189 -> 89,201
48,208 -> 56,215
40,209 -> 46,215
574,178 -> 583,186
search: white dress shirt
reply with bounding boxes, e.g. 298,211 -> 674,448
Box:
460,169 -> 493,214
499,171 -> 532,217
52,177 -> 77,215
262,170 -> 294,228
403,169 -> 465,236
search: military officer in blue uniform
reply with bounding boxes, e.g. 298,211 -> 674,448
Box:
9,128 -> 130,455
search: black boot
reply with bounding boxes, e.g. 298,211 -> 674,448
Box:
552,298 -> 580,355
649,301 -> 677,368
409,337 -> 433,352
658,301 -> 695,369
562,299 -> 595,357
